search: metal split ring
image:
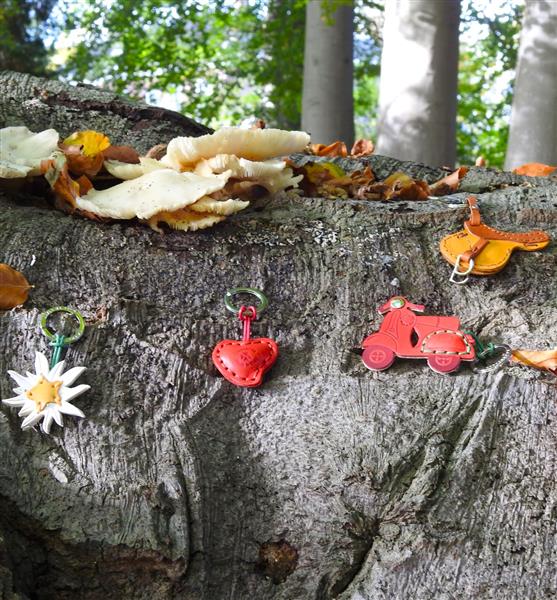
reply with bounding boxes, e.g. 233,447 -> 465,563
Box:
40,306 -> 85,343
224,288 -> 269,315
472,344 -> 512,374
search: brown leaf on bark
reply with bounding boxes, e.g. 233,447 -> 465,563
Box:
430,166 -> 469,196
350,138 -> 375,156
62,144 -> 105,178
309,141 -> 348,158
145,144 -> 167,160
511,349 -> 557,375
513,163 -> 557,177
0,264 -> 32,309
41,153 -> 81,210
383,171 -> 430,200
475,156 -> 486,167
102,145 -> 140,164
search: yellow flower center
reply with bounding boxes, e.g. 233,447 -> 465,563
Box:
26,376 -> 62,412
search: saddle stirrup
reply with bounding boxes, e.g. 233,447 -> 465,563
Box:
449,254 -> 475,284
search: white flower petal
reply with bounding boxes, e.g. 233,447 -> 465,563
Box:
48,360 -> 66,380
21,412 -> 43,430
59,402 -> 85,419
41,413 -> 53,434
35,352 -> 49,376
2,396 -> 26,407
8,370 -> 30,388
60,366 -> 86,387
18,402 -> 35,417
60,384 -> 90,403
52,410 -> 64,427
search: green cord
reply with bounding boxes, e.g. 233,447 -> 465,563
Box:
464,331 -> 497,360
49,333 -> 67,368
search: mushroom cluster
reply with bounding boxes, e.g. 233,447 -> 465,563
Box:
0,125 -> 310,231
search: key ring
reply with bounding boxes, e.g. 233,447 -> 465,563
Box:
40,306 -> 85,343
224,288 -> 269,315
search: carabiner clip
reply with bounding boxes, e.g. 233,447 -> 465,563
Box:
449,255 -> 475,285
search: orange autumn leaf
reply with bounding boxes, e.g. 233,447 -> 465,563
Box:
511,349 -> 557,374
102,145 -> 140,164
430,166 -> 469,196
475,156 -> 486,167
0,264 -> 32,309
513,163 -> 557,177
41,153 -> 81,210
309,141 -> 348,158
62,144 -> 105,178
383,171 -> 430,200
63,130 -> 111,157
350,139 -> 374,157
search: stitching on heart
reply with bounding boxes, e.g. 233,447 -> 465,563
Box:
214,339 -> 277,382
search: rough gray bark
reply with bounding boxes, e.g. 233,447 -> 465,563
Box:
301,0 -> 354,146
504,1 -> 557,170
1,75 -> 557,600
376,0 -> 460,168
0,70 -> 211,152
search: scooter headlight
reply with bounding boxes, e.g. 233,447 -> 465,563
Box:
391,297 -> 405,309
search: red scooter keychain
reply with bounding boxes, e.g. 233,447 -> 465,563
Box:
361,296 -> 476,374
212,288 -> 279,387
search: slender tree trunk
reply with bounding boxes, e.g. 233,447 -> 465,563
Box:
376,0 -> 460,167
504,1 -> 557,170
301,0 -> 354,146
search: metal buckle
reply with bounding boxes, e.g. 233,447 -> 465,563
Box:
449,255 -> 474,285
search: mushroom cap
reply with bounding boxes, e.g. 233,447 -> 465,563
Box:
103,157 -> 165,180
162,127 -> 310,170
0,126 -> 59,178
75,169 -> 232,219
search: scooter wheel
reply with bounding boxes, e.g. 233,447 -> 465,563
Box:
362,345 -> 395,371
427,354 -> 461,374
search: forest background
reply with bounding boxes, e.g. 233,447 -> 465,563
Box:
0,0 -> 534,168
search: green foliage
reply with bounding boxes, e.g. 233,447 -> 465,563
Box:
458,1 -> 523,167
0,0 -> 57,75
61,0 -> 305,129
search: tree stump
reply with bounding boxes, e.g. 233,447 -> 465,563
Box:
0,73 -> 556,600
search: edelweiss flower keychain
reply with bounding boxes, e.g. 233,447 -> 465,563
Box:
2,306 -> 90,434
212,288 -> 279,387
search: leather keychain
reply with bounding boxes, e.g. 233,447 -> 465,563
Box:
440,196 -> 550,284
2,306 -> 90,434
212,288 -> 279,387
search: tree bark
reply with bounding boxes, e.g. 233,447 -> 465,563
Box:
504,1 -> 557,170
0,70 -> 211,153
1,73 -> 557,600
301,0 -> 354,146
376,0 -> 460,168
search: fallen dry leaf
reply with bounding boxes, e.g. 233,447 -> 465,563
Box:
382,171 -> 430,200
62,144 -> 105,178
430,166 -> 469,196
513,163 -> 557,177
511,349 -> 557,375
41,152 -> 81,210
102,145 -> 140,164
0,264 -> 32,309
63,130 -> 111,157
475,156 -> 486,167
309,141 -> 348,158
350,139 -> 375,157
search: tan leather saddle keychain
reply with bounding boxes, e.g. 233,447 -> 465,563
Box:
440,196 -> 550,284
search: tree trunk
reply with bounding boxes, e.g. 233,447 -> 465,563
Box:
1,73 -> 557,600
301,0 -> 354,146
504,1 -> 557,170
376,0 -> 460,168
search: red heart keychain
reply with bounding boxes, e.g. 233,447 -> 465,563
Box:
212,288 -> 279,387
